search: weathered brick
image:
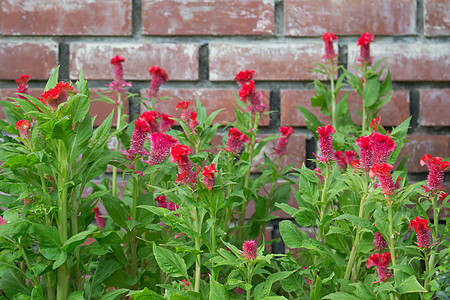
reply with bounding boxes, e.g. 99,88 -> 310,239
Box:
140,89 -> 270,126
398,135 -> 450,173
348,43 -> 450,81
70,43 -> 199,80
419,89 -> 450,127
0,0 -> 132,36
280,90 -> 410,127
0,42 -> 58,80
142,0 -> 274,35
209,43 -> 325,81
424,0 -> 450,36
285,0 -> 416,36
90,89 -> 129,127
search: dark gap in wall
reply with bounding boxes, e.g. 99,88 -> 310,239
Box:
132,0 -> 142,37
270,89 -> 281,129
305,136 -> 316,169
198,43 -> 209,82
270,221 -> 285,254
409,89 -> 420,131
58,42 -> 70,82
417,0 -> 424,38
274,0 -> 284,36
338,44 -> 347,78
128,86 -> 142,121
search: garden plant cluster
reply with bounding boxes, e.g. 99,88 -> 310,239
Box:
0,32 -> 448,300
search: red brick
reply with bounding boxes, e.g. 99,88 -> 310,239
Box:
142,0 -> 274,36
398,135 -> 450,173
0,42 -> 58,80
0,0 -> 131,36
424,0 -> 450,36
209,43 -> 325,81
69,43 -> 199,80
280,90 -> 410,127
348,43 -> 450,81
285,0 -> 416,36
140,89 -> 270,126
90,89 -> 129,127
419,89 -> 450,127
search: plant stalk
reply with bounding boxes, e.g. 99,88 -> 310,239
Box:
112,94 -> 123,198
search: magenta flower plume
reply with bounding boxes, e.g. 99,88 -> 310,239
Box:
189,112 -> 199,131
202,163 -> 217,190
15,120 -> 31,140
370,163 -> 396,196
170,144 -> 198,186
316,124 -> 336,162
124,118 -> 151,160
140,110 -> 160,133
238,80 -> 267,113
370,116 -> 382,132
159,113 -> 175,132
0,216 -> 6,225
176,101 -> 191,123
235,70 -> 257,87
225,128 -> 250,155
15,74 -> 31,99
357,32 -> 375,66
366,252 -> 392,283
370,132 -> 396,165
148,66 -> 168,98
372,232 -> 388,252
155,195 -> 179,212
322,32 -> 338,60
143,132 -> 178,166
108,55 -> 132,95
242,240 -> 257,260
420,154 -> 450,195
40,82 -> 76,111
274,126 -> 294,156
409,217 -> 431,248
314,168 -> 324,184
355,135 -> 373,172
92,207 -> 106,228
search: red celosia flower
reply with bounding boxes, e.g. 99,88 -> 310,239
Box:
316,124 -> 336,162
155,195 -> 178,211
15,74 -> 31,99
372,232 -> 388,252
159,113 -> 175,132
334,151 -> 346,168
202,163 -> 217,190
420,154 -> 450,195
92,207 -> 106,228
40,82 -> 75,110
176,101 -> 191,122
370,163 -> 396,196
123,118 -> 151,160
242,240 -> 257,260
409,217 -> 431,248
0,216 -> 6,225
302,267 -> 311,285
370,133 -> 396,165
189,112 -> 199,131
235,70 -> 257,87
370,116 -> 382,132
140,111 -> 160,133
108,55 -> 132,95
148,66 -> 168,98
15,120 -> 31,140
170,144 -> 198,186
235,287 -> 245,294
355,135 -> 373,172
225,128 -> 250,155
143,132 -> 178,166
440,191 -> 449,202
239,80 -> 255,102
344,150 -> 358,165
273,126 -> 294,156
180,279 -> 190,290
357,32 -> 375,66
170,144 -> 191,164
366,252 -> 392,283
321,32 -> 338,60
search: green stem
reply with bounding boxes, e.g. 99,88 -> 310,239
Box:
112,95 -> 123,198
193,207 -> 203,293
426,195 -> 439,290
388,202 -> 397,277
224,154 -> 235,235
246,263 -> 254,300
18,242 -> 39,287
329,60 -> 337,129
130,169 -> 139,281
361,64 -> 368,133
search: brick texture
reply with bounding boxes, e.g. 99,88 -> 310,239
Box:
419,89 -> 450,127
424,0 -> 450,36
0,0 -> 132,36
348,43 -> 450,81
209,43 -> 325,81
0,42 -> 58,80
69,43 -> 199,80
90,90 -> 130,127
280,90 -> 410,127
142,0 -> 275,36
285,0 -> 416,36
140,89 -> 270,126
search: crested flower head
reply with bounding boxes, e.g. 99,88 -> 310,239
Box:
321,32 -> 338,60
202,163 -> 217,190
140,111 -> 160,133
225,128 -> 250,155
316,124 -> 336,162
273,126 -> 294,156
189,112 -> 199,131
366,252 -> 392,283
170,144 -> 191,164
357,32 -> 375,66
235,70 -> 257,87
40,82 -> 75,110
176,101 -> 191,123
355,135 -> 373,172
108,55 -> 132,94
370,132 -> 396,165
372,232 -> 388,252
143,132 -> 178,166
409,217 -> 431,248
123,117 -> 151,160
148,66 -> 168,98
15,119 -> 31,140
242,240 -> 257,260
239,80 -> 255,102
15,74 -> 31,99
369,163 -> 396,196
170,144 -> 198,186
159,113 -> 175,132
420,154 -> 450,195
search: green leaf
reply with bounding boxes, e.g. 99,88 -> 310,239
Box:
99,289 -> 129,300
62,225 -> 97,253
364,77 -> 380,107
323,292 -> 361,300
0,270 -> 31,298
44,66 -> 60,92
52,250 -> 67,269
31,286 -> 45,300
379,70 -> 392,97
153,243 -> 189,279
90,257 -> 123,296
51,118 -> 74,143
296,106 -> 323,140
128,288 -> 164,300
67,291 -> 85,300
33,223 -> 62,261
279,220 -> 307,249
209,274 -> 228,300
102,196 -> 128,229
396,276 -> 427,294
335,214 -> 372,230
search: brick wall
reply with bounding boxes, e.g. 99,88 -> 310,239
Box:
1,0 -> 449,180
